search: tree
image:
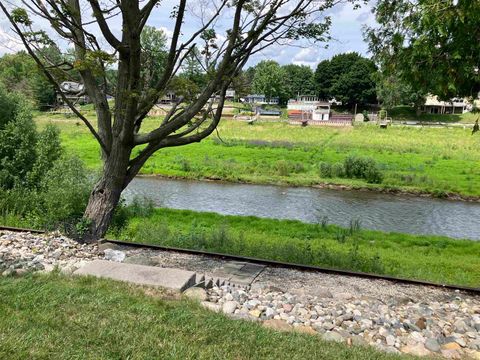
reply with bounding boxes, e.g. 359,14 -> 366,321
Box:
0,51 -> 56,109
314,52 -> 377,107
140,26 -> 168,89
0,86 -> 61,189
252,60 -> 287,102
374,72 -> 425,110
282,64 -> 315,100
366,0 -> 480,100
1,0 -> 349,241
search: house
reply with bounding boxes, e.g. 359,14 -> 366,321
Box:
225,89 -> 236,100
242,94 -> 280,105
287,95 -> 331,121
158,91 -> 177,104
56,81 -> 89,105
421,95 -> 469,114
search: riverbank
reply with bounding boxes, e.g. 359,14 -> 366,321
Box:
113,208 -> 480,288
35,115 -> 480,199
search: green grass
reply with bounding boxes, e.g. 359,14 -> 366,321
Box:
0,273 -> 408,360
35,114 -> 480,198
389,105 -> 479,123
113,208 -> 480,288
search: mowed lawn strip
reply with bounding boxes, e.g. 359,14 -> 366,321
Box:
35,115 -> 480,198
114,208 -> 480,288
0,273 -> 409,360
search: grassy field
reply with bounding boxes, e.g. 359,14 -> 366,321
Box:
113,208 -> 480,287
0,273 -> 408,360
35,112 -> 480,198
389,106 -> 479,123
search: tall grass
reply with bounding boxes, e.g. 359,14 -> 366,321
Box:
114,208 -> 480,287
35,116 -> 480,197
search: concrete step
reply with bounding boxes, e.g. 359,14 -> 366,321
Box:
74,260 -> 197,292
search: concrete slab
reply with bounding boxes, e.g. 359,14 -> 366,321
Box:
74,260 -> 196,292
211,261 -> 266,286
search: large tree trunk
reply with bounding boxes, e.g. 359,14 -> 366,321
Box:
82,142 -> 132,242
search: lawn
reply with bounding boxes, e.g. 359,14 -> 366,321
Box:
113,208 -> 480,288
389,105 -> 479,123
35,113 -> 480,198
0,273 -> 408,360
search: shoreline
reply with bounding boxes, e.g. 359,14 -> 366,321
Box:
135,173 -> 480,203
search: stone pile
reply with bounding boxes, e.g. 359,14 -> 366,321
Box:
202,284 -> 480,359
0,231 -> 100,275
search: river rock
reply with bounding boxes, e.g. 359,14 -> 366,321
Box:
183,287 -> 208,302
322,331 -> 344,343
263,319 -> 291,332
222,301 -> 238,314
425,338 -> 441,352
103,249 -> 126,262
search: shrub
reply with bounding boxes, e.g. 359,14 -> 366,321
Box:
39,156 -> 92,228
319,162 -> 332,177
275,160 -> 290,176
331,162 -> 345,178
343,155 -> 383,183
0,97 -> 37,189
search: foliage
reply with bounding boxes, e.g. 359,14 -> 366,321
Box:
374,72 -> 425,110
38,156 -> 92,228
343,155 -> 383,184
0,89 -> 37,189
252,60 -> 287,101
366,0 -> 480,100
140,26 -> 168,89
314,53 -> 377,107
0,51 -> 56,109
282,64 -> 316,100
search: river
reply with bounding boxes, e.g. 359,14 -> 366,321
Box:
124,177 -> 480,240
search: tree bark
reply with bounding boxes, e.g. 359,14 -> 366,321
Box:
83,142 -> 132,242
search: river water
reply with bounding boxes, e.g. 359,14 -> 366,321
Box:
124,177 -> 480,240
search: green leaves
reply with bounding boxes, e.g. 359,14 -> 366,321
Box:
11,8 -> 31,26
367,0 -> 480,99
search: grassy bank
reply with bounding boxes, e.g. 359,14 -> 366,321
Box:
35,114 -> 480,198
389,105 -> 479,123
0,273 -> 406,360
114,208 -> 480,288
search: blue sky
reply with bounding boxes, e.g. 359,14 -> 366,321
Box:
0,1 -> 376,69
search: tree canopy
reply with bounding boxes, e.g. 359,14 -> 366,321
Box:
366,0 -> 480,100
314,52 -> 377,107
0,51 -> 56,109
252,60 -> 287,100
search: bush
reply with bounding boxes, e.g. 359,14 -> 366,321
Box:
38,156 -> 92,228
343,155 -> 383,183
319,162 -> 332,177
275,160 -> 290,176
331,162 -> 345,178
0,87 -> 62,190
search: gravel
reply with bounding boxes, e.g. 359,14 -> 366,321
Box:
0,231 -> 100,275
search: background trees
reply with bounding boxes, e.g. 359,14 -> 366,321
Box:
314,53 -> 377,107
0,51 -> 56,110
252,61 -> 287,101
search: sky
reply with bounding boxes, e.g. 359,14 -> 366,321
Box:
0,0 -> 376,69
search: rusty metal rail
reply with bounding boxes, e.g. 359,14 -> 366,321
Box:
1,225 -> 479,294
